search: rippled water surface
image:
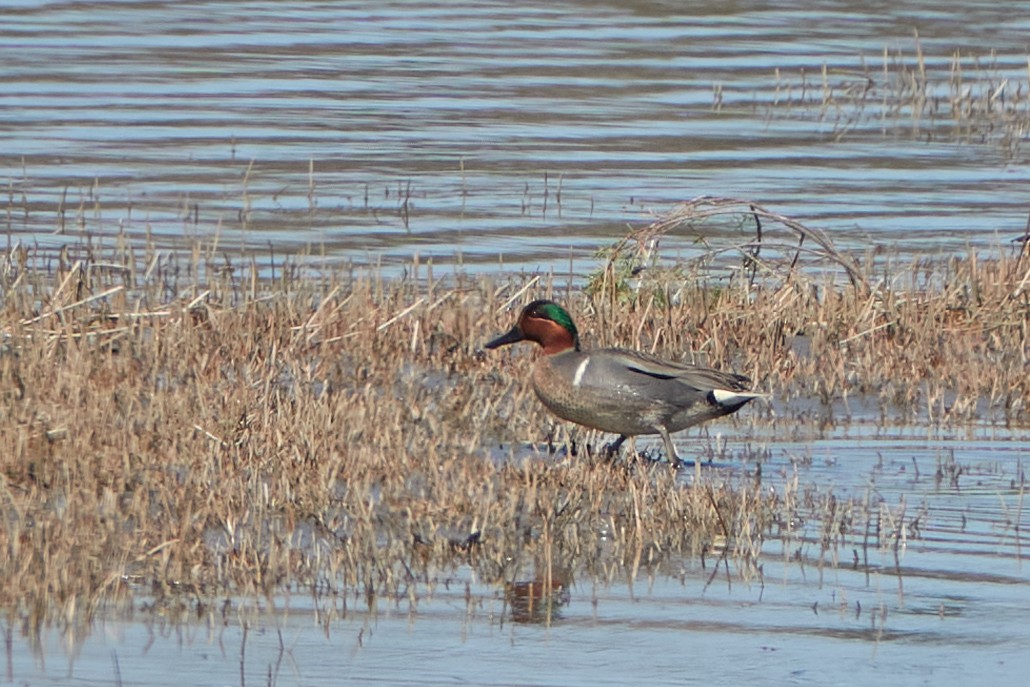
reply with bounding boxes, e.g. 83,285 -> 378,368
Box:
4,0 -> 1030,277
3,2 -> 1029,685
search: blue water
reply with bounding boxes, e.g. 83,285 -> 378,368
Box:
2,1 -> 1029,277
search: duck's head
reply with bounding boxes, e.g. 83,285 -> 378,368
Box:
485,299 -> 580,355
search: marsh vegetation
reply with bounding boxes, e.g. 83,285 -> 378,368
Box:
1,199 -> 1026,646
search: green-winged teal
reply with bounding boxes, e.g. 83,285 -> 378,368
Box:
485,299 -> 761,467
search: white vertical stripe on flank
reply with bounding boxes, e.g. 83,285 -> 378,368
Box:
572,356 -> 591,388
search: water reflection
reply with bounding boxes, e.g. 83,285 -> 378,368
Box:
505,569 -> 573,624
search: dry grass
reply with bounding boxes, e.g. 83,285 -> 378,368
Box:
1,207 -> 1027,638
0,241 -> 772,638
593,196 -> 1030,424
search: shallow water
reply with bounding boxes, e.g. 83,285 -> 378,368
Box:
3,1 -> 1030,278
8,417 -> 1029,686
3,2 -> 1030,684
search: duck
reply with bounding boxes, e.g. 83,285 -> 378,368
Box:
485,299 -> 761,467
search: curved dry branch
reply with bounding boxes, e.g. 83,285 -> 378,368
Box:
626,196 -> 871,294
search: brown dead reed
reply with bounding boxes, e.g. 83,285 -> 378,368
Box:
1,205 -> 1027,638
592,196 -> 1030,424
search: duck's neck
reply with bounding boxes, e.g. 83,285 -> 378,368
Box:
540,340 -> 577,356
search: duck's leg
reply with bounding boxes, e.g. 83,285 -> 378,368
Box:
602,434 -> 627,458
656,426 -> 683,469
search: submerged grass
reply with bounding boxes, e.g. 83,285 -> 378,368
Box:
758,35 -> 1030,157
0,207 -> 1028,639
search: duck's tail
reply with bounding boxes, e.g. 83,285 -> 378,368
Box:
710,389 -> 769,410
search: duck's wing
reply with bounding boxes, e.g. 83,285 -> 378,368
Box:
606,348 -> 753,393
